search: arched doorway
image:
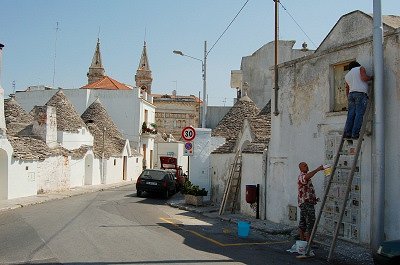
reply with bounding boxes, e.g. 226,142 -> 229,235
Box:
0,149 -> 8,200
84,154 -> 93,185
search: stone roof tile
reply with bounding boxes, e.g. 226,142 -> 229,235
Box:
45,90 -> 87,133
212,96 -> 260,141
81,99 -> 130,158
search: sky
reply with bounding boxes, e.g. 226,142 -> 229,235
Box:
0,0 -> 399,106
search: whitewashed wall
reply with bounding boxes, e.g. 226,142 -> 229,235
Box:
241,153 -> 267,219
267,26 -> 400,242
7,158 -> 37,199
240,40 -> 313,109
103,157 -> 123,184
0,139 -> 13,199
210,152 -> 234,203
36,156 -> 70,193
58,128 -> 94,150
189,128 -> 224,200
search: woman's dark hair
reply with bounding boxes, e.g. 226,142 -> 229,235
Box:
348,61 -> 361,70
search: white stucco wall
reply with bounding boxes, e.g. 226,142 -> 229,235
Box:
189,129 -> 225,200
240,40 -> 313,109
267,25 -> 400,242
58,128 -> 94,150
36,156 -> 70,193
0,139 -> 13,199
70,157 -> 86,187
241,153 -> 266,219
7,157 -> 37,199
210,152 -> 234,203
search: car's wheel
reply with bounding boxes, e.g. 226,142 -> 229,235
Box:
164,189 -> 169,199
137,190 -> 142,197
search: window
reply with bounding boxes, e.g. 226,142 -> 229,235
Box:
144,109 -> 148,123
114,159 -> 116,166
332,62 -> 352,112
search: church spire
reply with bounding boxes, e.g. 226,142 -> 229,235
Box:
135,41 -> 153,94
87,38 -> 105,84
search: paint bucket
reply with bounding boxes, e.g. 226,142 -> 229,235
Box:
323,164 -> 332,176
296,240 -> 308,255
237,221 -> 250,238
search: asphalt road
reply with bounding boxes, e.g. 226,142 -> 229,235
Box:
0,184 -> 335,265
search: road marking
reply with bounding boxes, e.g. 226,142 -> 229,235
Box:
160,217 -> 288,247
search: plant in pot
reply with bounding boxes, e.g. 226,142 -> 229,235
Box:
181,180 -> 208,206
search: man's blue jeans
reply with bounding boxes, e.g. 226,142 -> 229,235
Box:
344,92 -> 368,138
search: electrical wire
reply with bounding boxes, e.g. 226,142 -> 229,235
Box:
207,0 -> 250,57
279,1 -> 318,49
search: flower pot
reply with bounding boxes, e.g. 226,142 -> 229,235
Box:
184,194 -> 203,206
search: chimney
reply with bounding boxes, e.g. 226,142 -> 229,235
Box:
0,43 -> 6,137
32,106 -> 58,148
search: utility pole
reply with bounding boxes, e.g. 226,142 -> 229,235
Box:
102,127 -> 106,184
273,0 -> 280,116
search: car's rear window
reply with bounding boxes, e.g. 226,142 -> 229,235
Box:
140,170 -> 166,180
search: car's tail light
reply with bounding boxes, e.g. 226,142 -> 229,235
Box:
162,180 -> 167,188
137,177 -> 142,184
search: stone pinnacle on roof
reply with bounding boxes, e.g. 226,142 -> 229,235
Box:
45,90 -> 87,133
87,38 -> 105,84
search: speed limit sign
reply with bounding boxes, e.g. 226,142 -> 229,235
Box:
181,126 -> 196,141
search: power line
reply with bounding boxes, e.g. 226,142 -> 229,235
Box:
207,0 -> 250,57
279,1 -> 318,49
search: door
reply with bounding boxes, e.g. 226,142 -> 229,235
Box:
84,154 -> 93,185
123,156 -> 127,180
0,149 -> 8,199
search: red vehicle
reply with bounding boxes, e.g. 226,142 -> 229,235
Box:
159,156 -> 187,190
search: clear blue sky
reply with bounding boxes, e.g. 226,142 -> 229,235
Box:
1,0 -> 399,106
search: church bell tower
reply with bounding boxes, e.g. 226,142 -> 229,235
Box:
135,42 -> 153,94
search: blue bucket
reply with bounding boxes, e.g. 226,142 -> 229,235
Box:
237,221 -> 250,238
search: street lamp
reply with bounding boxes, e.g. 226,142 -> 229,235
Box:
173,41 -> 207,128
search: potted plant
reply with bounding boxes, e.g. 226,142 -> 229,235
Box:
182,180 -> 208,206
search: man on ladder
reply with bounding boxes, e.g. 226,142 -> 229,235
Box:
344,61 -> 374,139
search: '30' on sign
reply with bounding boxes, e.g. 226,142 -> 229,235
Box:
181,126 -> 196,141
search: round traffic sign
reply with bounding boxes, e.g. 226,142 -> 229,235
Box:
182,126 -> 196,141
185,142 -> 193,150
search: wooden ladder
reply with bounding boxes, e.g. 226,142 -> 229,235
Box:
306,88 -> 373,261
219,149 -> 242,215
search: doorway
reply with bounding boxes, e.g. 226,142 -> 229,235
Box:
123,156 -> 127,180
0,149 -> 8,200
84,154 -> 93,185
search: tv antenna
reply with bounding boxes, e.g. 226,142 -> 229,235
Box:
52,22 -> 60,89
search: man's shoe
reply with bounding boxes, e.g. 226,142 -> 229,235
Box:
343,134 -> 352,139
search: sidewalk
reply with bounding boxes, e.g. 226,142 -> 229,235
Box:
167,193 -> 375,265
0,181 -> 133,213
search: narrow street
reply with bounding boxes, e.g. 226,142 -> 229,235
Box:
0,184 -> 337,265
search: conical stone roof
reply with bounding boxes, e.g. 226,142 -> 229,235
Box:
4,97 -> 33,136
45,90 -> 87,133
212,96 -> 260,141
81,98 -> 126,158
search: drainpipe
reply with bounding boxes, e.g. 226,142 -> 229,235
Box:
372,0 -> 385,251
273,0 -> 280,116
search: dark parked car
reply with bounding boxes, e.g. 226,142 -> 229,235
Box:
136,169 -> 176,198
373,239 -> 400,265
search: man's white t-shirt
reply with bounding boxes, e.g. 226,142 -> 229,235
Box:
345,66 -> 368,94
